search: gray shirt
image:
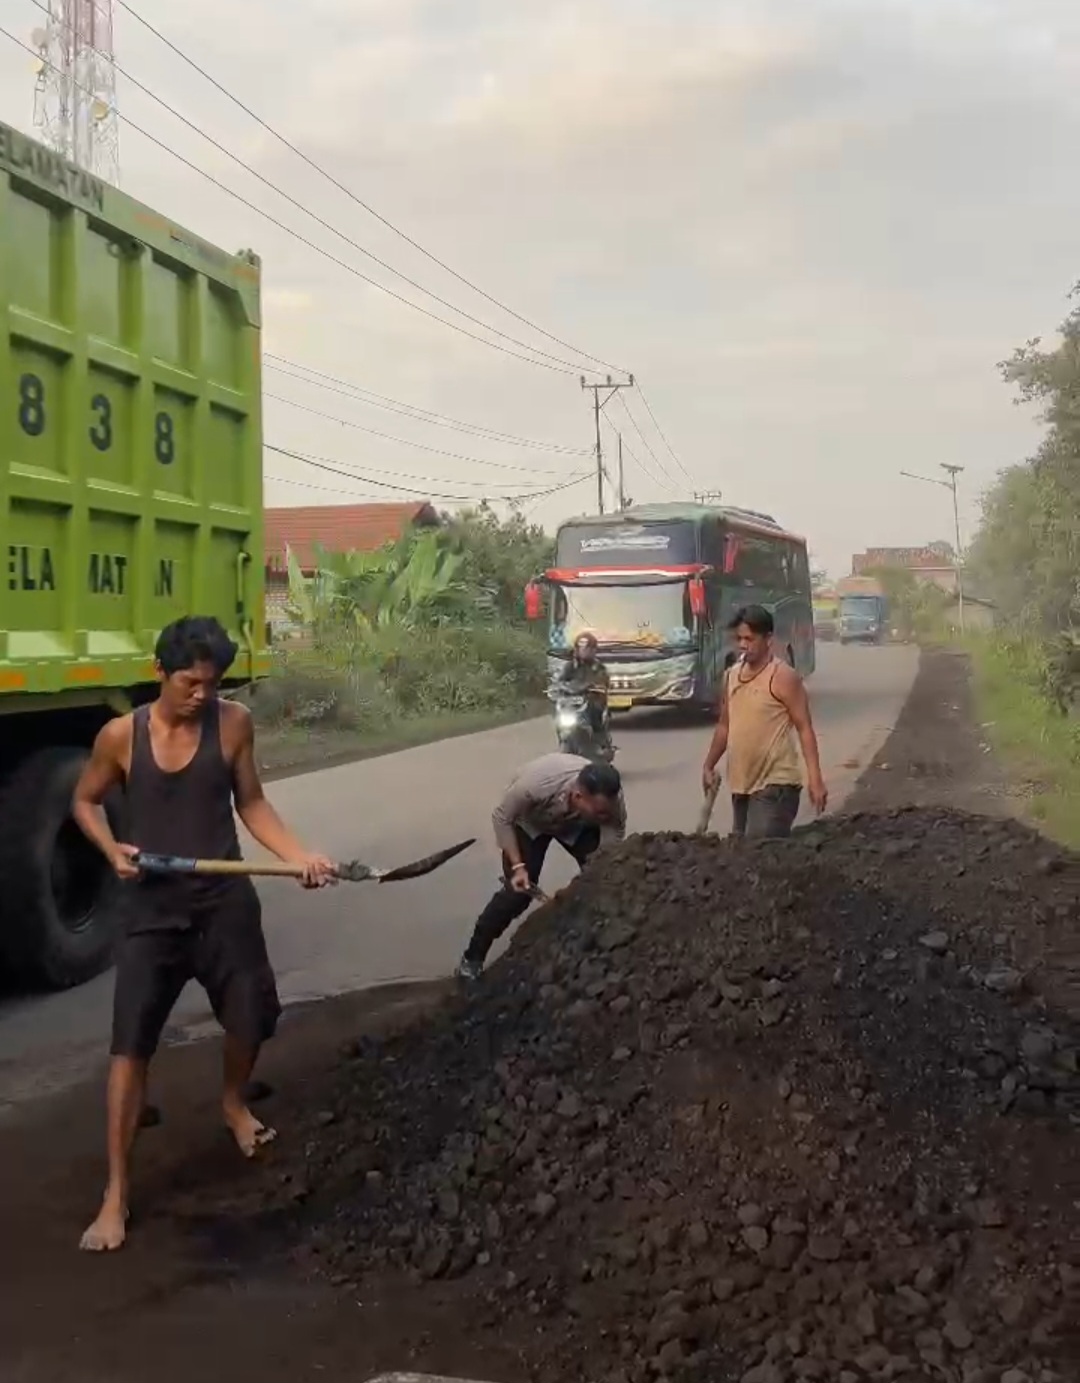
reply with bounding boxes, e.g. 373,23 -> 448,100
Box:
492,753 -> 627,853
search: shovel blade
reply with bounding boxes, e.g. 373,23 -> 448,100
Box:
378,837 -> 475,882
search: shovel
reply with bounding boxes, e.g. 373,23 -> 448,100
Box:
133,838 -> 476,884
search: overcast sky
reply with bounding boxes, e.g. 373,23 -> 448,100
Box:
2,0 -> 1078,575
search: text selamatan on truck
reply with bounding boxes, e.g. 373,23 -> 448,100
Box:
0,122 -> 269,990
836,575 -> 888,645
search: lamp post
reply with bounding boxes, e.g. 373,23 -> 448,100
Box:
898,466 -> 965,634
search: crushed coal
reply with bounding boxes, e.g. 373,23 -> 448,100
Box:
289,807 -> 1080,1383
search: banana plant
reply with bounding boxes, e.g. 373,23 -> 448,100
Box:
293,532 -> 471,632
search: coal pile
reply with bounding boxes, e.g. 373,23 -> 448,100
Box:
294,808 -> 1080,1383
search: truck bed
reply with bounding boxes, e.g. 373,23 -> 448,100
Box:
0,120 -> 269,704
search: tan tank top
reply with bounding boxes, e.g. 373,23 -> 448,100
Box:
725,658 -> 802,795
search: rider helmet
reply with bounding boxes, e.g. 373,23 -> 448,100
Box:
574,631 -> 599,662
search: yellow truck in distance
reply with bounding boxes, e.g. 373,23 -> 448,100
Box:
0,122 -> 269,989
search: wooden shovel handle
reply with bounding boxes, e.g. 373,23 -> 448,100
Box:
134,853 -> 306,879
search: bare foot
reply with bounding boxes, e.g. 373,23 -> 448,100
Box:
223,1102 -> 277,1158
79,1199 -> 128,1252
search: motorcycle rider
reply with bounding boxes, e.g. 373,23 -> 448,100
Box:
558,631 -> 612,749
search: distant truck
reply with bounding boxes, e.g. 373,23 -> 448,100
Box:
837,576 -> 889,645
0,123 -> 269,989
812,589 -> 839,642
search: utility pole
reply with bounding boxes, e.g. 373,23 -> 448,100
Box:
899,465 -> 966,634
617,432 -> 625,510
941,464 -> 965,635
581,374 -> 634,515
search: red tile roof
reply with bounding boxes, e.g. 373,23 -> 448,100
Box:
265,502 -> 439,572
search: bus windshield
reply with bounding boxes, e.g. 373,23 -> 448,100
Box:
552,582 -> 694,651
840,596 -> 881,613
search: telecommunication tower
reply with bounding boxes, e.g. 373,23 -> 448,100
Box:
32,0 -> 120,184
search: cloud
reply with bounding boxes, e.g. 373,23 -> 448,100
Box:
1,0 -> 1078,571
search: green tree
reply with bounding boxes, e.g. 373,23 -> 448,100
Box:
438,504 -> 554,621
968,284 -> 1080,634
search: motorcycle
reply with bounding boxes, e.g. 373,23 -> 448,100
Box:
548,686 -> 615,764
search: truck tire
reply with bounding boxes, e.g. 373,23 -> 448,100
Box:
0,746 -> 119,989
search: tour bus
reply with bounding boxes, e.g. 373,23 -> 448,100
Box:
525,503 -> 815,713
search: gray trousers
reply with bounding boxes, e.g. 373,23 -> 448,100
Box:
731,784 -> 801,839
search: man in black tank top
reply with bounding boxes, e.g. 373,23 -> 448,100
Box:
71,616 -> 334,1253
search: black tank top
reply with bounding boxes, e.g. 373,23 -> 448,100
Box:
122,699 -> 245,919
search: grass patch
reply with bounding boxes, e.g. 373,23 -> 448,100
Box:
967,635 -> 1080,847
243,620 -> 550,779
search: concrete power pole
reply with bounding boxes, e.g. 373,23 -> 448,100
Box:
941,464 -> 965,635
581,374 -> 633,515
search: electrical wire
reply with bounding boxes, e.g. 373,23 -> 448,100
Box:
264,357 -> 590,458
264,391 -> 576,476
27,0 -> 619,378
633,381 -> 696,485
614,392 -> 683,493
0,26 -> 588,378
265,443 -> 592,504
114,0 -> 629,378
602,411 -> 679,496
266,470 -> 593,512
263,444 -> 558,491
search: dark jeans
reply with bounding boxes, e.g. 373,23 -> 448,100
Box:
731,784 -> 801,840
463,824 -> 601,965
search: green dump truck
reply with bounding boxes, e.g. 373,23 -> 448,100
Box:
0,122 -> 270,989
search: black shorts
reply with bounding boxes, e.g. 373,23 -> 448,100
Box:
110,882 -> 281,1060
731,784 -> 801,840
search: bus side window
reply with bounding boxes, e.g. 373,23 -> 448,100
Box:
731,536 -> 757,586
791,544 -> 809,592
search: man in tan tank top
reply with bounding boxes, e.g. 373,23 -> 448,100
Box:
701,605 -> 827,838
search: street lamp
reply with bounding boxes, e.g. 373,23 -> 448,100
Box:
898,465 -> 965,634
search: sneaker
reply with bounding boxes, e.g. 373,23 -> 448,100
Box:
456,957 -> 483,982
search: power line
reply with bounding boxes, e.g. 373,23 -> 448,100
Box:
114,0 -> 629,378
615,392 -> 683,493
0,25 -> 588,378
633,381 -> 695,485
601,411 -> 678,495
264,390 -> 575,476
266,443 -> 592,504
264,356 -> 590,458
264,442 -> 557,490
266,470 -> 593,511
26,0 -> 605,377
608,399 -> 680,493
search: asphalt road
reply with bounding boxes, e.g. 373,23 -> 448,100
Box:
0,643 -> 917,1113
